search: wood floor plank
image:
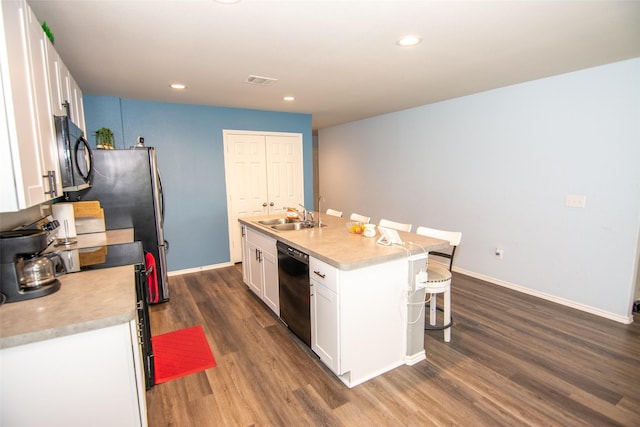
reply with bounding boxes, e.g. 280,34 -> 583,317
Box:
147,266 -> 640,426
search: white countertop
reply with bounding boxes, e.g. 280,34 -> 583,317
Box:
239,213 -> 450,270
0,229 -> 136,349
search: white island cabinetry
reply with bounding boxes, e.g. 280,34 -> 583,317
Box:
239,214 -> 447,388
245,227 -> 279,315
0,233 -> 147,427
311,255 -> 410,387
0,320 -> 147,427
310,256 -> 340,374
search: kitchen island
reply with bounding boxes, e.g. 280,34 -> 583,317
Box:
0,229 -> 148,427
239,213 -> 450,387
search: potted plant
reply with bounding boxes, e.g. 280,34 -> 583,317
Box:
95,127 -> 115,149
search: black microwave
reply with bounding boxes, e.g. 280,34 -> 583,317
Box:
54,116 -> 92,192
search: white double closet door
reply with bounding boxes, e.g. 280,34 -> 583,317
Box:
224,130 -> 304,263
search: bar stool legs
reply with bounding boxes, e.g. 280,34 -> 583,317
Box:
426,285 -> 452,343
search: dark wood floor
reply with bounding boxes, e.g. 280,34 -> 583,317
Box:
146,265 -> 640,426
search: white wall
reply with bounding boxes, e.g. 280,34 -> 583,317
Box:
318,58 -> 640,322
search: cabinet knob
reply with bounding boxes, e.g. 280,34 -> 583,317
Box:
263,202 -> 268,207
269,202 -> 274,207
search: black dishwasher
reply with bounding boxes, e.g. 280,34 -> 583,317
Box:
277,241 -> 311,347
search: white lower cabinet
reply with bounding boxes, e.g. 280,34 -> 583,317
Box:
310,256 -> 409,388
310,257 -> 340,374
245,227 -> 279,315
0,321 -> 147,427
240,225 -> 249,284
243,227 -> 411,388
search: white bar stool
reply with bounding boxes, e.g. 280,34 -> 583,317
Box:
350,213 -> 371,223
416,226 -> 462,343
422,264 -> 453,342
379,218 -> 412,232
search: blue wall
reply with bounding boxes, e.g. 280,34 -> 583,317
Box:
84,96 -> 312,272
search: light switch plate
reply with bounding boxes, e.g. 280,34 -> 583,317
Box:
565,194 -> 586,208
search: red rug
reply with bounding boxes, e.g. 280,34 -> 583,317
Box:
153,325 -> 217,384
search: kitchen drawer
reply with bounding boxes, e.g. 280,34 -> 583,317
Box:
246,228 -> 276,256
309,257 -> 339,293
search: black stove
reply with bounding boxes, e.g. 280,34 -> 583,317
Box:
58,241 -> 155,389
58,242 -> 144,273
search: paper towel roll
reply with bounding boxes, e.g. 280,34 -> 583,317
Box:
52,203 -> 77,238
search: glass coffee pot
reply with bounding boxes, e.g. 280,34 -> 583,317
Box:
17,253 -> 65,289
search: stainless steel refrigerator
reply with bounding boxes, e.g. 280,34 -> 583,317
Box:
70,147 -> 169,303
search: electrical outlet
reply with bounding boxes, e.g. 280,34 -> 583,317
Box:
495,247 -> 503,260
565,194 -> 586,208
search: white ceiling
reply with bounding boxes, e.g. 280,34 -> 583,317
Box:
27,0 -> 640,131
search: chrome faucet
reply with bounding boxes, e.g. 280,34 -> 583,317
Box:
317,195 -> 324,228
298,204 -> 309,222
298,204 -> 315,225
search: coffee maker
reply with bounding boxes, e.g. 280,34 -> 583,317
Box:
0,229 -> 63,303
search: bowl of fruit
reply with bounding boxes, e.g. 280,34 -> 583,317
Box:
346,221 -> 365,234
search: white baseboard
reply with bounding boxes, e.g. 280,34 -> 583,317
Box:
167,260 -> 633,324
168,262 -> 235,277
452,266 -> 633,325
404,350 -> 426,366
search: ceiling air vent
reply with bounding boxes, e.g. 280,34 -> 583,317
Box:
246,75 -> 278,86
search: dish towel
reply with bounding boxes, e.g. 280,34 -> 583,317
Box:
145,252 -> 159,303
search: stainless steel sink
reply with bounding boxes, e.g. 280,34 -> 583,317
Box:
258,218 -> 295,226
270,221 -> 326,231
271,222 -> 308,231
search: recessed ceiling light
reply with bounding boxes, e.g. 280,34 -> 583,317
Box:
396,35 -> 422,47
170,83 -> 186,90
283,96 -> 295,101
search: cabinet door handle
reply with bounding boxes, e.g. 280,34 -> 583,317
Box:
263,202 -> 268,207
269,202 -> 274,207
313,270 -> 325,279
51,171 -> 58,197
43,170 -> 58,197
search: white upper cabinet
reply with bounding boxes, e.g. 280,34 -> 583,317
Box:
50,50 -> 85,132
0,0 -> 84,212
1,0 -> 56,211
45,37 -> 65,117
25,4 -> 61,198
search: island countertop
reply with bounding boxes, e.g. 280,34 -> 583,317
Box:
239,213 -> 450,270
0,229 -> 136,349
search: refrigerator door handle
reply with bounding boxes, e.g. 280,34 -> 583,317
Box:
157,171 -> 165,228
